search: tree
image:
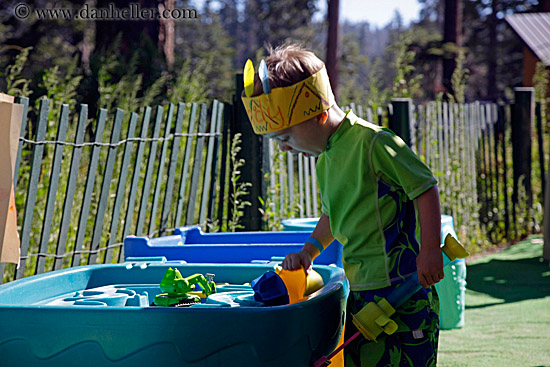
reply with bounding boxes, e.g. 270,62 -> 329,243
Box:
443,0 -> 462,97
173,0 -> 235,101
240,0 -> 318,60
95,0 -> 160,55
487,0 -> 499,101
414,0 -> 540,101
337,32 -> 369,106
94,0 -> 166,90
326,0 -> 340,99
463,0 -> 539,100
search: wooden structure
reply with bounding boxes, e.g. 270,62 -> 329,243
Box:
505,13 -> 550,89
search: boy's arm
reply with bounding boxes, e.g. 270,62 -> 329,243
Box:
415,185 -> 444,288
281,213 -> 334,273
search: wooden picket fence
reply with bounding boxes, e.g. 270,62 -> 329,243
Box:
412,101 -> 510,246
264,99 -> 539,249
3,93 -> 542,282
1,97 -> 228,283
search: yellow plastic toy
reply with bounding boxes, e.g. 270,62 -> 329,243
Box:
274,265 -> 324,304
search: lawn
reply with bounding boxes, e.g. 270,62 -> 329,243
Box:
438,236 -> 550,367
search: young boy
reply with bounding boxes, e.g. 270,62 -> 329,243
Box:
241,44 -> 444,366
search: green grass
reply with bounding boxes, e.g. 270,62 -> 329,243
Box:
438,236 -> 550,367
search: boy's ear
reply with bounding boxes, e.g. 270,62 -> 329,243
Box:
317,111 -> 329,125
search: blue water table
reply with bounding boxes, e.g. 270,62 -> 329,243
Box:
0,257 -> 348,366
124,225 -> 343,268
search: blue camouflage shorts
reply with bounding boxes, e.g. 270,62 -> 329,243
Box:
344,285 -> 440,367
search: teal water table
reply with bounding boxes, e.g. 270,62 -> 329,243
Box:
0,258 -> 348,367
435,215 -> 467,329
281,215 -> 467,330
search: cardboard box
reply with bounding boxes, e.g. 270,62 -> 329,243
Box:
0,94 -> 24,264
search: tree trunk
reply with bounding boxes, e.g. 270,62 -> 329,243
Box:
443,0 -> 462,96
487,0 -> 498,101
159,0 -> 175,69
326,0 -> 340,100
95,0 -> 160,54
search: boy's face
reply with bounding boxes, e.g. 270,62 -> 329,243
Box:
265,114 -> 328,157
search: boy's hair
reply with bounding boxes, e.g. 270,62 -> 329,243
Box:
264,44 -> 325,89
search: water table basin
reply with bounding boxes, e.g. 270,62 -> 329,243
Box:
0,257 -> 348,367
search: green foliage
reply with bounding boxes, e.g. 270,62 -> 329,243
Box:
36,55 -> 83,122
533,61 -> 549,104
1,47 -> 33,97
259,143 -> 300,231
168,59 -> 210,104
338,34 -> 371,107
228,133 -> 252,232
448,49 -> 469,104
242,0 -> 318,59
365,59 -> 391,112
532,61 -> 549,211
95,42 -> 166,114
391,34 -> 423,99
514,175 -> 542,239
204,219 -> 220,233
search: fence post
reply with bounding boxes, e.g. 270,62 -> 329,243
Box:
232,74 -> 263,231
544,103 -> 550,261
389,98 -> 412,147
511,88 -> 534,222
535,102 -> 545,197
545,144 -> 550,260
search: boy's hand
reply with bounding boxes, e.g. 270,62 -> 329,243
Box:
281,250 -> 313,273
416,249 -> 444,288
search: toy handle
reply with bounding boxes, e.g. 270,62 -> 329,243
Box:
386,273 -> 421,309
385,247 -> 456,309
387,228 -> 469,310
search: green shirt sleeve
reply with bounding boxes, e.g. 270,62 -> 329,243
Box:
370,130 -> 437,200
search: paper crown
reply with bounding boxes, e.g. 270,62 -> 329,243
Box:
241,59 -> 335,135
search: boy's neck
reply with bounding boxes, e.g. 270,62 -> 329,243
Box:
326,106 -> 347,138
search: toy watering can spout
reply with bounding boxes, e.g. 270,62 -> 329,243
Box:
441,225 -> 470,263
251,266 -> 324,306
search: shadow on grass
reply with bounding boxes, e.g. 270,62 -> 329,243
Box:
465,255 -> 550,309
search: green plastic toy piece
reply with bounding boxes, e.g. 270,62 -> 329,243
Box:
154,268 -> 216,307
352,298 -> 398,341
352,234 -> 469,341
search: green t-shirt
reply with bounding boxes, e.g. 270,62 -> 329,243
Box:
316,111 -> 437,291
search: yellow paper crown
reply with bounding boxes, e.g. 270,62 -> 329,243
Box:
241,61 -> 335,135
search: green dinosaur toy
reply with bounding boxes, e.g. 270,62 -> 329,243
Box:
154,268 -> 216,307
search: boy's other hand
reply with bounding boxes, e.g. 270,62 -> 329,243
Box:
281,250 -> 313,273
416,249 -> 444,288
